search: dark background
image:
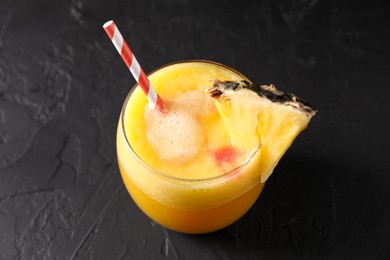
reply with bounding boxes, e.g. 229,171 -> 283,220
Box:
1,0 -> 390,259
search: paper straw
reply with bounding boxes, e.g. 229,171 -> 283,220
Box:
103,20 -> 164,111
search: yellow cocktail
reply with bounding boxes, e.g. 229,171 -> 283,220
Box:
117,60 -> 265,234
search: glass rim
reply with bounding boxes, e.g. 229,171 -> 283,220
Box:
120,59 -> 260,183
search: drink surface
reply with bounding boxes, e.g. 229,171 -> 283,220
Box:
124,62 -> 254,179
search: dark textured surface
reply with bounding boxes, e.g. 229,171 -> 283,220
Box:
1,0 -> 390,259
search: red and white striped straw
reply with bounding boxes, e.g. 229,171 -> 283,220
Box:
103,20 -> 164,111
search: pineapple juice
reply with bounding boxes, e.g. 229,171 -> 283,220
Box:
117,61 -> 265,234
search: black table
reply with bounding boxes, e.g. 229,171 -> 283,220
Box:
1,0 -> 389,259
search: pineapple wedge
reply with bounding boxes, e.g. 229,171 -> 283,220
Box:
208,80 -> 316,182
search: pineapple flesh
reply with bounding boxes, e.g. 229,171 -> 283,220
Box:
208,80 -> 316,182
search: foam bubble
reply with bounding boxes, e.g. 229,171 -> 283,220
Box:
145,98 -> 205,163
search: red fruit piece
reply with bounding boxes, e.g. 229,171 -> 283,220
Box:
214,147 -> 239,164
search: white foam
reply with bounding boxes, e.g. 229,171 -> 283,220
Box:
145,93 -> 207,162
173,90 -> 215,117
